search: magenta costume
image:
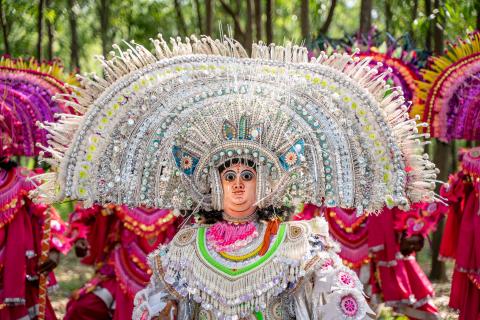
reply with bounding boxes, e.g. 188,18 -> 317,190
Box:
440,148 -> 480,319
0,167 -> 69,320
64,205 -> 179,320
417,32 -> 480,319
0,57 -> 76,319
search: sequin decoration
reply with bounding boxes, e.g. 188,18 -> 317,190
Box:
34,35 -> 437,213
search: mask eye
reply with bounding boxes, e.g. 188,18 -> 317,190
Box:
223,171 -> 236,182
240,170 -> 254,181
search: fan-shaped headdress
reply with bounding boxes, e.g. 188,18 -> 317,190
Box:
353,43 -> 424,119
317,36 -> 425,119
34,36 -> 437,214
0,57 -> 77,157
416,32 -> 480,141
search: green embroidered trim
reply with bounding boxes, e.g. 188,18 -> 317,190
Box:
197,224 -> 286,277
255,311 -> 264,320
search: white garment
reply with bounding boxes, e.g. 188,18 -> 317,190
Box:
133,217 -> 374,320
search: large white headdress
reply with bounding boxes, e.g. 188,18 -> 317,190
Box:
34,35 -> 438,214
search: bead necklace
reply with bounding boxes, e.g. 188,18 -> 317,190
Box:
222,210 -> 257,223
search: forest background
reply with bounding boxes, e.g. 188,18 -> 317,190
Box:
1,0 -> 480,318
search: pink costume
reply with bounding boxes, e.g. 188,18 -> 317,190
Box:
64,205 -> 179,320
298,204 -> 442,319
0,56 -> 76,320
0,166 -> 69,320
417,32 -> 480,319
440,148 -> 480,319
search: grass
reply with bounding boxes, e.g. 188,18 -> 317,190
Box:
50,252 -> 93,316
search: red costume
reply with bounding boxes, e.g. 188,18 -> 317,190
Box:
0,166 -> 69,320
64,204 -> 179,320
440,148 -> 480,319
298,204 -> 441,319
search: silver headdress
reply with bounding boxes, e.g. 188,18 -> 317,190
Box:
34,35 -> 438,214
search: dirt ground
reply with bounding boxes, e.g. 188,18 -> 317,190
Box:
50,248 -> 459,320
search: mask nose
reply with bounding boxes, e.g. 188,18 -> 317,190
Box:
233,177 -> 244,190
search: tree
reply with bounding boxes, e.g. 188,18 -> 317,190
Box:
205,0 -> 213,36
300,0 -> 310,42
429,0 -> 448,282
246,0 -> 253,48
67,0 -> 80,70
319,0 -> 337,35
98,0 -> 110,58
254,0 -> 262,41
477,0 -> 480,29
384,0 -> 392,34
173,0 -> 187,35
45,0 -> 54,61
37,0 -> 44,60
194,0 -> 203,34
0,0 -> 10,54
359,0 -> 372,35
266,0 -> 273,44
219,0 -> 254,52
409,0 -> 419,36
425,0 -> 432,51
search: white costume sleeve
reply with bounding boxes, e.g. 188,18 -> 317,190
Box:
294,217 -> 375,320
132,246 -> 176,320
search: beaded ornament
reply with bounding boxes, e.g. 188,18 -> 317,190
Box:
34,35 -> 438,214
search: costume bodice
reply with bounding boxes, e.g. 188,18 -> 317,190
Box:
134,217 -> 373,320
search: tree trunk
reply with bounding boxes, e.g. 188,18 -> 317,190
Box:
300,0 -> 310,42
245,0 -> 253,53
319,0 -> 337,35
99,0 -> 110,58
424,0 -> 432,51
0,0 -> 10,54
359,0 -> 372,35
194,0 -> 203,34
37,0 -> 44,61
46,0 -> 53,60
254,0 -> 262,41
173,0 -> 187,35
429,0 -> 447,282
219,0 -> 245,46
205,0 -> 213,36
67,0 -> 80,71
477,0 -> 480,30
433,0 -> 443,54
266,0 -> 273,44
409,0 -> 418,36
385,0 -> 392,34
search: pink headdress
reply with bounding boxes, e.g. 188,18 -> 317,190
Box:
417,32 -> 480,141
0,57 -> 77,157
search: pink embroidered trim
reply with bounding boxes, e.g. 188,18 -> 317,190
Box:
206,221 -> 258,252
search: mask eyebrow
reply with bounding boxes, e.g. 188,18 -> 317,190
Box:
241,169 -> 255,176
222,170 -> 237,178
